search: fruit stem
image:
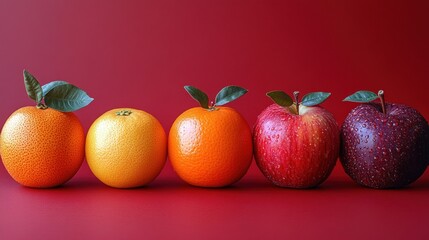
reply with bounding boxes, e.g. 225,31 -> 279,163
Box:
293,91 -> 300,115
378,90 -> 386,114
36,103 -> 48,110
116,110 -> 132,116
208,101 -> 217,111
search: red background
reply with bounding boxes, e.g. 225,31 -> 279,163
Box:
1,0 -> 429,239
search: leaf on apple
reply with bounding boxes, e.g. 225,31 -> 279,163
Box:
301,92 -> 331,107
343,90 -> 378,103
266,91 -> 293,107
266,90 -> 331,107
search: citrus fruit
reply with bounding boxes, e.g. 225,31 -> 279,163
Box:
0,107 -> 85,188
0,70 -> 91,188
168,86 -> 253,187
85,108 -> 167,188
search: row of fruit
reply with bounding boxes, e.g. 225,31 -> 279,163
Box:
0,70 -> 428,189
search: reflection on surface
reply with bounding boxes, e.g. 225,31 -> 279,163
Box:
1,162 -> 429,239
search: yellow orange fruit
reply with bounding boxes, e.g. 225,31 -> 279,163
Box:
168,106 -> 253,187
85,108 -> 167,188
0,106 -> 85,188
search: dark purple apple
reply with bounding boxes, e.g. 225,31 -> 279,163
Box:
253,91 -> 340,188
341,90 -> 429,188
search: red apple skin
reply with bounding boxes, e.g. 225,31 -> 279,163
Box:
253,104 -> 340,188
340,102 -> 429,188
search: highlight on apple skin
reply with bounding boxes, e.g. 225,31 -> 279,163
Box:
340,90 -> 429,189
253,91 -> 340,188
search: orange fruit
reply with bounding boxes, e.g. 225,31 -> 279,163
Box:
85,108 -> 167,188
168,106 -> 253,187
0,106 -> 85,188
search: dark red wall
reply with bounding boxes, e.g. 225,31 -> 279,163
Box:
1,0 -> 428,156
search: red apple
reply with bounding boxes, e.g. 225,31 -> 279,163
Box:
341,90 -> 429,188
253,91 -> 340,188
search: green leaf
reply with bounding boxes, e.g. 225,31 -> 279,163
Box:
301,92 -> 331,106
184,85 -> 209,109
214,86 -> 247,106
44,83 -> 94,112
266,91 -> 293,107
42,81 -> 68,97
23,70 -> 43,103
343,90 -> 378,103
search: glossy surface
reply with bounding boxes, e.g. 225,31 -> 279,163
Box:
341,103 -> 429,188
254,104 -> 339,188
1,163 -> 429,239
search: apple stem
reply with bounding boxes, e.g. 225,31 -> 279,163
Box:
293,91 -> 300,115
378,90 -> 386,114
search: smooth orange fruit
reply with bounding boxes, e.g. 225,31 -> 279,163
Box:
169,106 -> 253,187
86,108 -> 167,188
0,106 -> 85,188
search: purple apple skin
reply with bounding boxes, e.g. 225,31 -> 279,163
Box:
253,104 -> 340,188
340,102 -> 429,188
